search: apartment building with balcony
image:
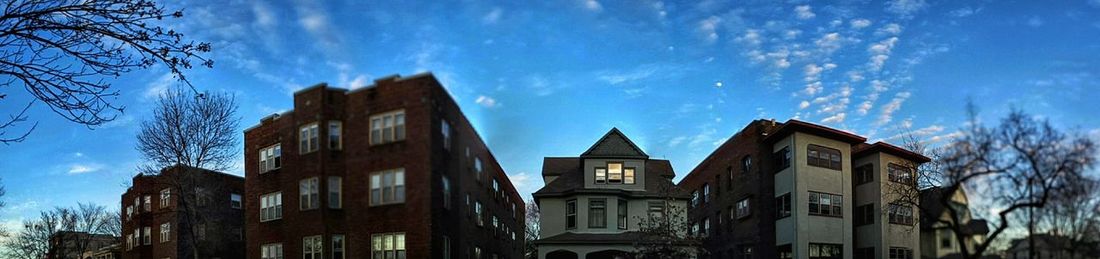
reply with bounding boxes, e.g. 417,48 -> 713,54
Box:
120,166 -> 245,259
243,73 -> 525,259
533,128 -> 692,259
678,119 -> 929,259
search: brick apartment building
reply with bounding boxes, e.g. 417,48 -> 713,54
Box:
243,73 -> 525,259
120,166 -> 245,259
679,119 -> 929,259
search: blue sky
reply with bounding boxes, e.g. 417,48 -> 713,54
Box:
2,0 -> 1100,233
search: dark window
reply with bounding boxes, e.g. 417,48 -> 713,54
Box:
727,166 -> 734,190
778,244 -> 793,259
691,190 -> 699,207
739,244 -> 753,259
566,200 -> 576,229
703,184 -> 710,203
889,247 -> 913,259
809,243 -> 843,259
647,201 -> 665,218
888,204 -> 914,225
855,164 -> 874,185
714,175 -> 721,194
741,155 -> 752,173
736,198 -> 751,219
617,199 -> 628,229
888,163 -> 913,184
774,147 -> 791,172
855,247 -> 875,259
809,191 -> 843,217
776,193 -> 792,219
589,199 -> 606,228
855,204 -> 874,226
807,144 -> 842,170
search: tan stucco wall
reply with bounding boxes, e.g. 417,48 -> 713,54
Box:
775,132 -> 855,259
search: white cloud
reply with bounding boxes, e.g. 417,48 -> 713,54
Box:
815,32 -> 843,54
795,5 -> 816,20
1027,16 -> 1043,27
68,163 -> 103,175
799,100 -> 810,109
668,135 -> 688,148
868,37 -> 900,71
857,80 -> 890,115
581,0 -> 602,12
736,29 -> 762,46
482,7 -> 503,24
949,7 -> 977,17
506,172 -> 534,193
885,0 -> 928,18
251,0 -> 277,28
821,113 -> 846,124
475,95 -> 499,108
876,91 -> 911,126
338,74 -> 370,89
698,16 -> 722,44
293,0 -> 341,48
877,23 -> 903,36
851,19 -> 872,29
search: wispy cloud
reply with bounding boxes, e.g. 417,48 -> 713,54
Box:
795,5 -> 815,20
482,7 -> 503,25
143,73 -> 176,101
698,16 -> 722,44
885,0 -> 929,18
850,19 -> 872,29
876,91 -> 911,126
580,0 -> 602,12
68,163 -> 104,175
475,95 -> 499,108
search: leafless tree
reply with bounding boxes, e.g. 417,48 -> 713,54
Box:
903,106 -> 1097,259
135,87 -> 238,259
1037,174 -> 1100,258
0,203 -> 115,259
0,0 -> 213,144
633,180 -> 702,258
524,200 -> 540,259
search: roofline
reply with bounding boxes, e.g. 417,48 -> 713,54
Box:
854,141 -> 932,163
763,119 -> 867,144
580,127 -> 650,158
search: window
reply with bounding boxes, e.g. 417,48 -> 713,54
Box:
778,244 -> 793,259
473,246 -> 482,259
889,247 -> 913,259
143,195 -> 151,212
303,235 -> 322,259
259,144 -> 282,172
371,232 -> 406,259
624,168 -> 635,184
142,227 -> 151,245
370,169 -> 405,205
809,243 -> 843,259
300,177 -> 320,210
195,188 -> 208,206
260,192 -> 282,221
741,155 -> 752,173
739,245 -> 753,259
441,119 -> 452,150
126,234 -> 132,250
126,206 -> 132,220
329,177 -> 342,209
566,200 -> 577,229
809,192 -> 843,217
160,223 -> 170,242
231,193 -> 242,209
474,157 -> 483,181
332,235 -> 345,259
492,178 -> 500,194
774,146 -> 792,172
690,222 -> 699,236
727,166 -> 734,189
807,144 -> 842,170
647,201 -> 665,218
855,164 -> 874,185
442,235 -> 451,259
595,168 -> 606,184
475,201 -> 484,227
588,198 -> 606,228
702,217 -> 710,237
776,193 -> 792,219
703,184 -> 711,202
608,162 -> 623,183
442,176 -> 452,209
617,199 -> 628,229
160,189 -> 171,208
888,204 -> 914,225
299,123 -> 319,154
261,243 -> 284,259
855,204 -> 874,226
197,223 -> 206,241
691,190 -> 700,207
855,247 -> 875,259
940,229 -> 953,248
888,163 -> 913,184
736,198 -> 751,219
370,110 -> 406,145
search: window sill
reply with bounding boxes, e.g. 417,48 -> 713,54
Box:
808,214 -> 843,218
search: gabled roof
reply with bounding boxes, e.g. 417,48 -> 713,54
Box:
580,128 -> 649,159
854,141 -> 931,163
534,158 -> 684,199
763,119 -> 866,144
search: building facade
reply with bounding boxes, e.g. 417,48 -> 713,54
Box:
243,73 -> 525,259
678,119 -> 929,259
919,186 -> 990,259
120,166 -> 245,259
533,128 -> 692,259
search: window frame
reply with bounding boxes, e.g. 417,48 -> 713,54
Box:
441,119 -> 452,150
808,191 -> 843,217
617,199 -> 628,229
261,243 -> 284,259
259,144 -> 282,173
889,247 -> 914,259
566,199 -> 577,229
369,110 -> 406,145
370,232 -> 406,259
588,198 -> 607,229
260,192 -> 283,222
299,122 -> 319,154
855,164 -> 874,185
328,176 -> 342,209
741,155 -> 752,173
774,146 -> 792,173
808,243 -> 843,259
807,144 -> 843,170
332,235 -> 345,259
887,163 -> 914,184
159,222 -> 170,242
855,204 -> 874,226
370,168 -> 406,206
328,121 -> 343,150
887,203 -> 915,225
299,177 -> 320,211
776,193 -> 792,219
302,235 -> 322,259
231,193 -> 242,209
736,197 -> 752,219
160,188 -> 171,208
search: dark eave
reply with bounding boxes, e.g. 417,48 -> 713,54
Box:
854,141 -> 931,163
764,119 -> 867,144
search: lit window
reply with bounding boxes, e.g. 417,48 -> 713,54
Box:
329,121 -> 342,150
328,177 -> 342,209
299,123 -> 319,154
303,235 -> 322,259
624,168 -> 635,184
371,233 -> 406,259
300,177 -> 320,210
261,243 -> 284,259
595,168 -> 607,184
259,144 -> 282,173
160,223 -> 170,242
370,110 -> 406,145
260,192 -> 282,221
370,169 -> 406,205
231,193 -> 242,209
332,235 -> 345,259
160,189 -> 171,208
608,162 -> 623,183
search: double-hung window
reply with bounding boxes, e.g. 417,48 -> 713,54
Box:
809,192 -> 843,217
328,121 -> 342,150
441,119 -> 452,150
143,196 -> 151,212
303,235 -> 322,259
703,184 -> 711,202
736,198 -> 751,219
160,223 -> 170,242
442,176 -> 452,209
371,233 -> 406,259
299,123 -> 319,154
370,110 -> 406,145
475,201 -> 484,227
608,163 -> 623,183
231,193 -> 242,209
259,144 -> 281,172
855,164 -> 874,185
160,189 -> 171,208
566,200 -> 577,229
332,235 -> 345,259
588,199 -> 607,228
774,146 -> 792,172
888,163 -> 913,184
889,247 -> 913,259
370,169 -> 405,205
809,243 -> 843,259
261,243 -> 283,259
329,177 -> 342,209
807,144 -> 842,170
776,193 -> 792,218
741,155 -> 752,173
300,177 -> 320,210
260,192 -> 282,221
617,199 -> 628,229
142,227 -> 151,244
888,204 -> 914,225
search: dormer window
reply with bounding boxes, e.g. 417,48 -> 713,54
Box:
594,162 -> 636,184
